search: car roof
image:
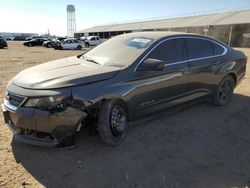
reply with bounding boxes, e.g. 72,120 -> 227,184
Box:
121,31 -> 199,40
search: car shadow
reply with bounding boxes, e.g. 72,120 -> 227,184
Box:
11,93 -> 250,188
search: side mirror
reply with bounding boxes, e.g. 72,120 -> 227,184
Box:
137,58 -> 165,71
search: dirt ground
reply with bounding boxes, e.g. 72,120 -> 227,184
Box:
0,42 -> 250,188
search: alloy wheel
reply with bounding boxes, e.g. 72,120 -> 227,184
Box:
110,105 -> 126,136
218,79 -> 233,104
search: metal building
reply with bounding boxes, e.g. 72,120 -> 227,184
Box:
75,9 -> 250,47
67,4 -> 76,37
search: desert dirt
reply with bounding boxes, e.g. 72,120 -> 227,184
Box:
0,41 -> 250,188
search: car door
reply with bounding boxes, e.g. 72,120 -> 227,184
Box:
130,38 -> 190,117
74,39 -> 82,48
69,40 -> 76,49
90,37 -> 95,45
96,37 -> 101,45
39,39 -> 44,45
185,37 -> 226,95
33,39 -> 39,46
68,40 -> 76,49
62,40 -> 71,49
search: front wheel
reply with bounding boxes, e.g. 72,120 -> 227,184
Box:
28,43 -> 32,47
98,100 -> 128,146
211,75 -> 235,106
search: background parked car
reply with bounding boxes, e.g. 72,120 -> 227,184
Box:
0,38 -> 8,49
43,37 -> 67,48
84,36 -> 101,47
54,38 -> 84,50
79,36 -> 87,42
23,38 -> 47,47
12,36 -> 27,41
5,37 -> 13,41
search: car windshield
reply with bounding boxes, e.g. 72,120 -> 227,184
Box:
82,35 -> 154,67
87,36 -> 95,40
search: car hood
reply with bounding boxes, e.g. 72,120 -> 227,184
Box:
11,56 -> 120,89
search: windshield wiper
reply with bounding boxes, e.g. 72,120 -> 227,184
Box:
82,55 -> 100,65
84,58 -> 100,65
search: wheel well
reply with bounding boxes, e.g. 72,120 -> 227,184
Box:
91,98 -> 129,120
102,98 -> 128,111
227,73 -> 237,86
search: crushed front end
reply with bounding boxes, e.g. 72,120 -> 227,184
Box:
2,88 -> 88,147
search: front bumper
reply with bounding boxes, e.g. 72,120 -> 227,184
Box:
1,102 -> 87,147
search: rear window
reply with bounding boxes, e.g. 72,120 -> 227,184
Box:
186,38 -> 214,59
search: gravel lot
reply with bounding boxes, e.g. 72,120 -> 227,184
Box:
0,41 -> 250,188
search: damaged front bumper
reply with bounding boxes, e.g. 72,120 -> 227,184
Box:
1,101 -> 87,147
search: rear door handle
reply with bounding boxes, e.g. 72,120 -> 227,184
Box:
179,65 -> 189,72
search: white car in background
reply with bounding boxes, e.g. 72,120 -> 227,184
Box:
84,36 -> 101,47
55,38 -> 85,50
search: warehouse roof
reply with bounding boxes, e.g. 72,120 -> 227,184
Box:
76,9 -> 250,33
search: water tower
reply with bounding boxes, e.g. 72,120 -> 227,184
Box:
66,4 -> 76,37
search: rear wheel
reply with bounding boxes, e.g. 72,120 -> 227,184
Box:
85,42 -> 89,48
47,44 -> 52,48
98,100 -> 128,146
77,45 -> 82,50
28,43 -> 32,47
211,75 -> 235,106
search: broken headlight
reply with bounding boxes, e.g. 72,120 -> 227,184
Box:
24,96 -> 70,108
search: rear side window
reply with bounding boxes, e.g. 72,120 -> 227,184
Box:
148,39 -> 185,64
213,43 -> 225,55
186,38 -> 213,59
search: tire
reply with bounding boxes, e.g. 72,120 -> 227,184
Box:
98,100 -> 128,146
28,43 -> 32,47
211,75 -> 235,106
0,44 -> 3,49
47,44 -> 52,48
58,45 -> 63,50
85,42 -> 89,48
77,45 -> 82,50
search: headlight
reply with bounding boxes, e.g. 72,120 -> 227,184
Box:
24,96 -> 69,108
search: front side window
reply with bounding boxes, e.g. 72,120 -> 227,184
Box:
147,39 -> 186,64
186,38 -> 214,59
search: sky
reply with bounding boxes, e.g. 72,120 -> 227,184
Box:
0,0 -> 250,36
